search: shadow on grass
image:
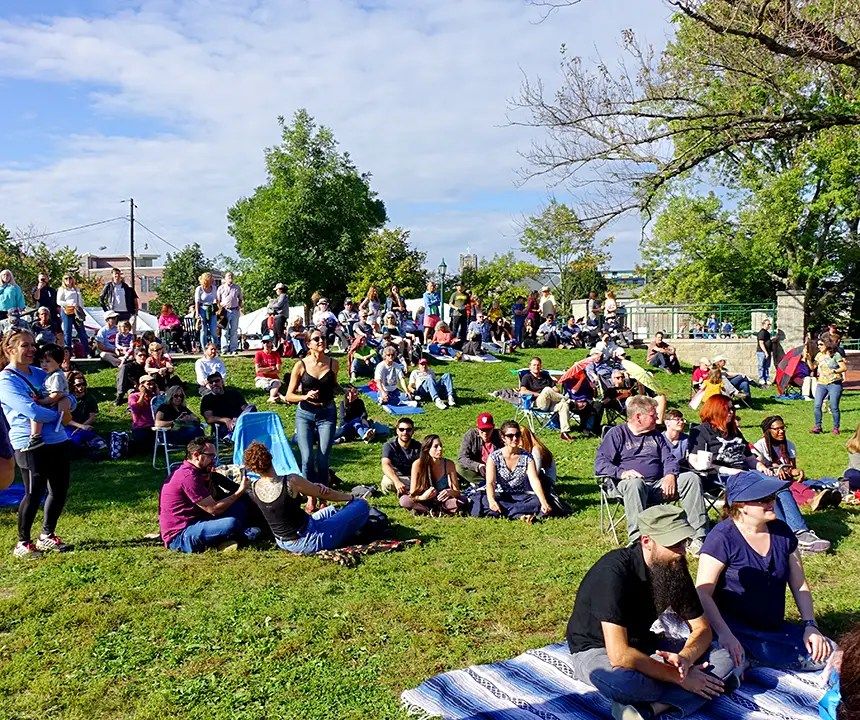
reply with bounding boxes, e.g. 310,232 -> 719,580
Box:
819,609 -> 860,636
806,507 -> 856,549
74,536 -> 163,551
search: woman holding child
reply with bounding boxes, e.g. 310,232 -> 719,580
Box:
0,328 -> 72,557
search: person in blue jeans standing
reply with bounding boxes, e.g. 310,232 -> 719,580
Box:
755,317 -> 773,386
696,471 -> 835,674
243,442 -> 370,554
810,336 -> 846,435
159,437 -> 253,553
194,272 -> 219,351
283,331 -> 339,494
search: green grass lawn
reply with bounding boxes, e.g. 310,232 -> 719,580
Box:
0,348 -> 858,719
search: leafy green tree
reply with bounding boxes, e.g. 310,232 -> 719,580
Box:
564,258 -> 608,304
0,224 -> 82,304
156,243 -> 212,312
459,252 -> 541,311
520,199 -> 610,312
346,228 -> 428,301
228,110 -> 387,309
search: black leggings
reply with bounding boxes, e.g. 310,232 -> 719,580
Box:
15,441 -> 71,542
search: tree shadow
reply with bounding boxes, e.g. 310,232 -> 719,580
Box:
805,507 -> 855,549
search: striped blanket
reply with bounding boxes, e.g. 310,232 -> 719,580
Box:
401,642 -> 824,720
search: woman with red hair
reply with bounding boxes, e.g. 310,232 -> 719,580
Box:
691,395 -> 830,553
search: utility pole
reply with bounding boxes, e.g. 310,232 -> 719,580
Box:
129,198 -> 135,292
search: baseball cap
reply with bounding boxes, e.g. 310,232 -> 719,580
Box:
476,412 -> 495,429
418,358 -> 428,365
638,505 -> 695,548
541,285 -> 549,292
712,355 -> 728,364
104,310 -> 119,319
274,282 -> 285,290
139,374 -> 157,385
261,333 -> 274,342
726,471 -> 791,504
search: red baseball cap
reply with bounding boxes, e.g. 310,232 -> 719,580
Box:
476,412 -> 495,429
418,358 -> 428,365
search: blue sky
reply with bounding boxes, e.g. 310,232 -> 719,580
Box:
0,0 -> 673,272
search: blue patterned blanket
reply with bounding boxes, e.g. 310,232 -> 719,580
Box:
401,642 -> 824,720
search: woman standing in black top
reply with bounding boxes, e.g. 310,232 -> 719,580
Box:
283,328 -> 341,489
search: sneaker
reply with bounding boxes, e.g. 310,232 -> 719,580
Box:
796,530 -> 831,553
447,395 -> 456,407
363,427 -> 376,443
611,701 -> 653,720
832,427 -> 841,436
688,537 -> 704,556
809,426 -> 822,434
215,540 -> 239,552
434,397 -> 447,410
13,541 -> 43,559
24,435 -> 44,451
35,534 -> 69,553
454,351 -> 463,361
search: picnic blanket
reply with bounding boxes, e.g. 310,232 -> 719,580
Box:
426,351 -> 502,363
401,641 -> 824,720
315,538 -> 422,568
358,385 -> 425,415
0,481 -> 26,508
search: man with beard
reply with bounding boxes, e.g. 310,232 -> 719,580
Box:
566,505 -> 736,720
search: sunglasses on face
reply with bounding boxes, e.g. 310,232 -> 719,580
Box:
769,425 -> 786,431
504,432 -> 521,440
309,336 -> 324,343
397,427 -> 413,433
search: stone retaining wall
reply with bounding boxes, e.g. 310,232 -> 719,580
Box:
669,338 -> 760,378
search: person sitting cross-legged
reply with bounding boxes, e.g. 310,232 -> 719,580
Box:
380,417 -> 421,496
566,505 -> 737,720
407,358 -> 456,410
695,472 -> 836,674
595,395 -> 708,552
244,441 -> 370,554
200,372 -> 255,441
159,437 -> 255,553
399,434 -> 468,516
519,356 -> 574,441
373,346 -> 410,405
456,412 -> 503,487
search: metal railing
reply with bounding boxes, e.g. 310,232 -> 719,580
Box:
621,303 -> 776,340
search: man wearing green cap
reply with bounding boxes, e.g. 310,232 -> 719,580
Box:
566,505 -> 736,720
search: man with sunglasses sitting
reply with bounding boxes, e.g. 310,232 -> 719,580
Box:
380,417 -> 421,495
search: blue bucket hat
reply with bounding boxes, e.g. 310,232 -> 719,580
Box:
726,471 -> 791,504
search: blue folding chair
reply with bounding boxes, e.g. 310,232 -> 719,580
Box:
231,411 -> 300,476
514,369 -> 557,433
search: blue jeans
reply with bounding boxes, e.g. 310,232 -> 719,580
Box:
414,373 -> 454,401
513,316 -> 524,344
813,382 -> 843,430
728,374 -> 751,395
61,312 -> 88,350
221,308 -> 240,353
276,499 -> 370,554
350,357 -> 376,378
335,416 -> 373,442
167,501 -> 248,553
756,351 -> 771,384
294,404 -> 336,485
724,619 -> 829,671
199,308 -> 218,349
774,487 -> 807,533
570,639 -> 736,718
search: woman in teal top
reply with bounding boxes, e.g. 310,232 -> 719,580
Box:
0,269 -> 27,320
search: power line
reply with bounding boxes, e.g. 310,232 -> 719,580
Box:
21,216 -> 127,240
132,218 -> 183,253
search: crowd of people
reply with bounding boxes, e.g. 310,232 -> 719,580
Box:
0,268 -> 857,719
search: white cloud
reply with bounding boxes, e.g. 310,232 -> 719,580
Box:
0,0 -> 671,268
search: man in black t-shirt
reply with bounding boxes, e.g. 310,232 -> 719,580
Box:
380,417 -> 421,495
519,356 -> 573,441
566,505 -> 736,720
755,318 -> 773,386
200,373 -> 254,437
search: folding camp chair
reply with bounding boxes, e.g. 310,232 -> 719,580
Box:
151,395 -> 204,472
514,370 -> 557,433
231,411 -> 301,475
596,474 -> 627,545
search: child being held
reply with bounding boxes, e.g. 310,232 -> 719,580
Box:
116,321 -> 135,358
28,343 -> 73,450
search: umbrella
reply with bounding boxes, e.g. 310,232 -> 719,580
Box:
774,346 -> 805,394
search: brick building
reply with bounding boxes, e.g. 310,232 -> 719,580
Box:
79,253 -> 164,312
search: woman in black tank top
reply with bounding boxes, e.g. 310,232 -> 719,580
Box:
284,328 -> 341,489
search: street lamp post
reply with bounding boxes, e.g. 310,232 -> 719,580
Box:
438,258 -> 448,323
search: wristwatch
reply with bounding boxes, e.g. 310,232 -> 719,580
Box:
803,619 -> 818,629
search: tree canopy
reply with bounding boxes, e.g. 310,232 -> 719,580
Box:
458,252 -> 541,310
346,228 -> 428,301
0,224 -> 82,304
156,243 -> 213,312
228,110 -> 387,309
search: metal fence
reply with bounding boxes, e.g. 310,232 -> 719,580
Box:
621,303 -> 776,340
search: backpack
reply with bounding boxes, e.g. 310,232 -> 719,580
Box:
109,431 -> 129,460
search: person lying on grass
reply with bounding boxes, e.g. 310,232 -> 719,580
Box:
243,441 -> 370,554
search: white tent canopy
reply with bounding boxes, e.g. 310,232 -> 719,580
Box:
238,305 -> 306,336
83,308 -> 159,334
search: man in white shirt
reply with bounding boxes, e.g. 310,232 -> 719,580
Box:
95,311 -> 121,367
373,346 -> 409,405
407,358 -> 456,410
194,343 -> 228,394
216,272 -> 244,355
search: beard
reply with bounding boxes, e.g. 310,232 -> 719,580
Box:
648,554 -> 691,614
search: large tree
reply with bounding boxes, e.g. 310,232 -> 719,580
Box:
520,0 -> 860,327
228,110 -> 387,309
346,228 -> 428,302
519,199 -> 610,313
156,243 -> 212,313
0,224 -> 82,302
458,252 -> 542,310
